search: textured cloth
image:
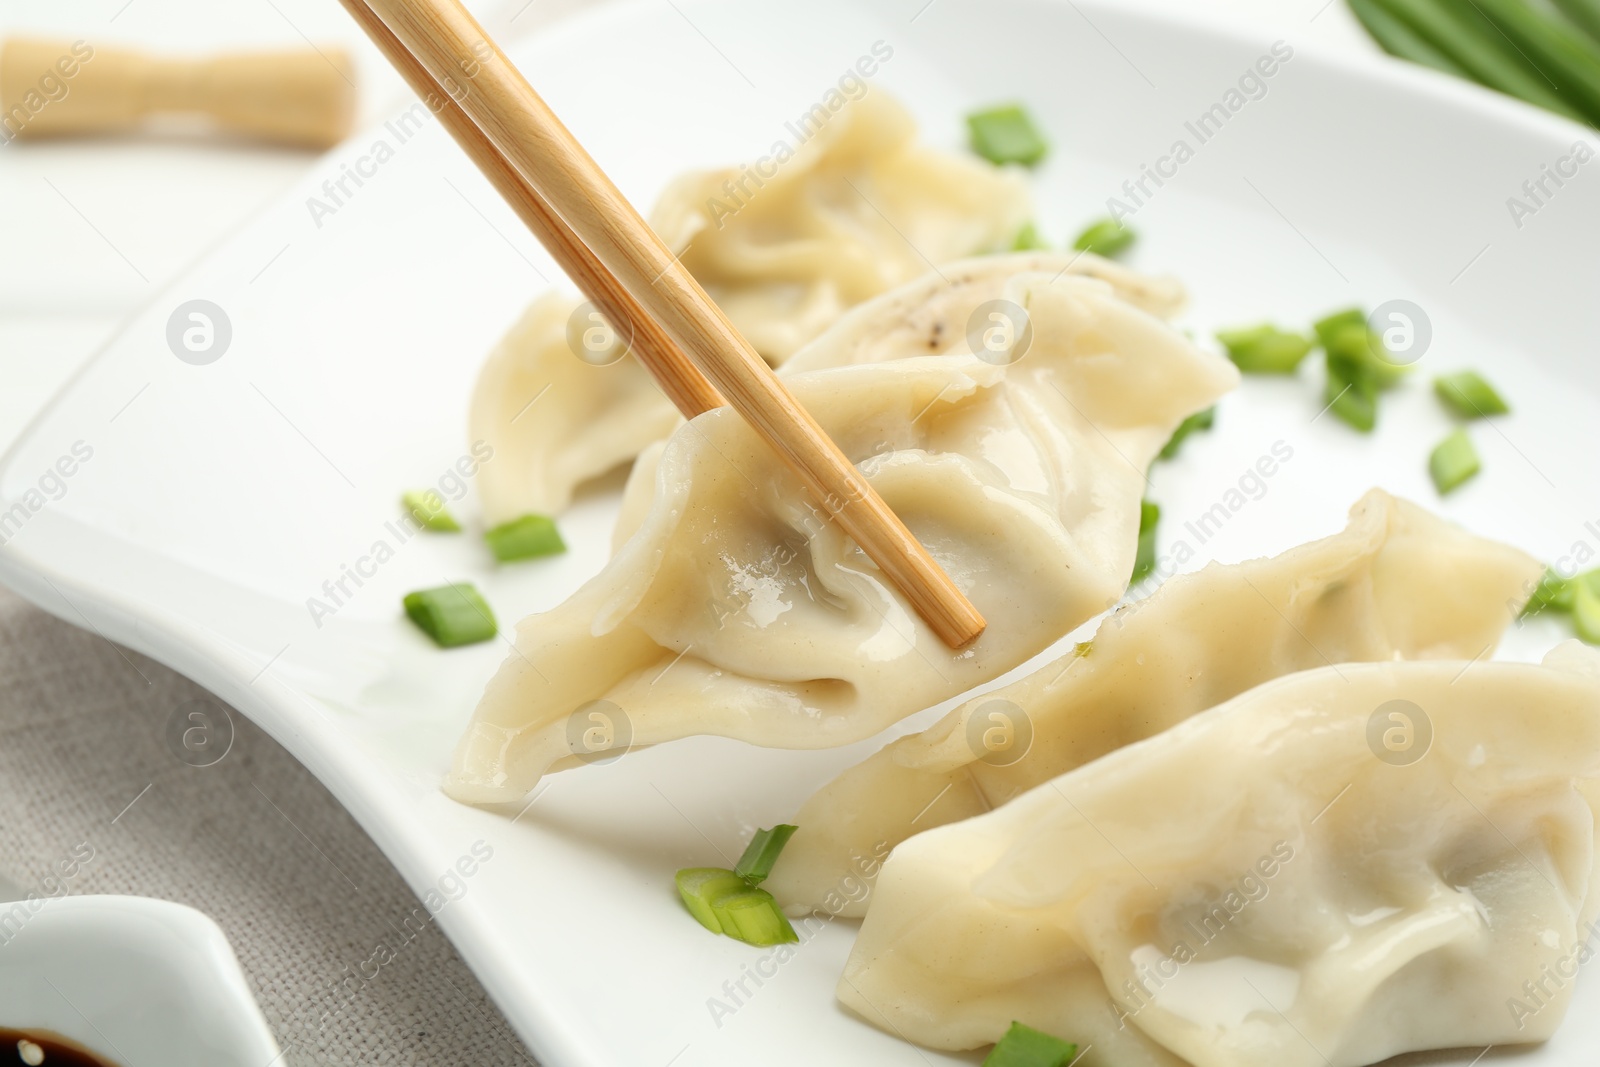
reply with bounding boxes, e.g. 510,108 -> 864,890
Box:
0,587 -> 534,1065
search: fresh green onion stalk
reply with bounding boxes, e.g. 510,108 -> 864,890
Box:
1351,0 -> 1588,121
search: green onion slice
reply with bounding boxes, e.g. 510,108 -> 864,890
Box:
1216,323 -> 1314,375
1071,217 -> 1136,258
1575,572 -> 1600,645
714,888 -> 799,947
966,103 -> 1049,166
402,583 -> 497,648
402,489 -> 462,532
675,867 -> 748,935
1011,221 -> 1050,251
1428,428 -> 1481,494
1131,500 -> 1160,584
1315,308 -> 1408,389
1434,370 -> 1510,419
1524,566 -> 1577,616
982,1021 -> 1079,1067
1158,406 -> 1216,460
734,824 -> 799,885
485,513 -> 566,561
1324,357 -> 1379,433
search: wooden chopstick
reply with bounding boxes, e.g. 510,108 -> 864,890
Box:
334,0 -> 722,418
353,0 -> 987,649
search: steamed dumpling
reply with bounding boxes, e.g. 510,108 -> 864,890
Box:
768,490 -> 1543,915
471,293 -> 682,524
470,87 -> 1048,520
840,642 -> 1600,1067
474,235 -> 1183,519
445,273 -> 1238,803
611,254 -> 1187,550
650,91 -> 1031,363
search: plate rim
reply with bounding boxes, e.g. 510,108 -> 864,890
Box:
1,1 -> 1594,1064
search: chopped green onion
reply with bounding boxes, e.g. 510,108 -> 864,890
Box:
1323,357 -> 1379,432
675,867 -> 748,934
1158,406 -> 1216,460
1071,217 -> 1136,258
402,489 -> 461,532
1312,307 -> 1367,348
402,583 -> 497,647
734,824 -> 799,885
1348,0 -> 1471,75
1434,370 -> 1510,419
678,825 -> 804,944
1314,308 -> 1408,388
1575,572 -> 1600,645
1011,221 -> 1050,251
1428,428 -> 1481,494
484,513 -> 565,561
966,104 -> 1048,166
1131,500 -> 1160,584
1524,566 -> 1577,616
713,888 -> 799,946
1216,323 -> 1315,375
982,1021 -> 1079,1067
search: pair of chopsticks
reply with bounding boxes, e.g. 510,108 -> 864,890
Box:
340,0 -> 986,649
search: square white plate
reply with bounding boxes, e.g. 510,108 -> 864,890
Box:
3,1 -> 1598,1063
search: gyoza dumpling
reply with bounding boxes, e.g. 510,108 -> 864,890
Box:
840,642 -> 1600,1067
444,273 -> 1238,804
610,255 -> 1187,549
469,86 -> 1044,521
768,490 -> 1543,915
475,245 -> 1184,520
471,293 -> 682,524
650,91 -> 1031,362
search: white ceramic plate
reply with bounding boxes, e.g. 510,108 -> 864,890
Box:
2,1 -> 1598,1064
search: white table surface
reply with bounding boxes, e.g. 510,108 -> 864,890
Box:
0,0 -> 1380,1063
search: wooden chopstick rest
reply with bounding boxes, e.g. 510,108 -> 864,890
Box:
0,37 -> 357,148
359,0 -> 986,648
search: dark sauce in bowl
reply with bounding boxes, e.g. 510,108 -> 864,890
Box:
0,1029 -> 118,1067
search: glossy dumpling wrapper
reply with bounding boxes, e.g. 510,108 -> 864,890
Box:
471,293 -> 683,523
650,90 -> 1032,363
778,249 -> 1186,378
613,256 -> 1187,550
468,83 -> 1064,521
474,237 -> 1183,520
444,274 -> 1239,804
767,489 -> 1543,916
840,642 -> 1600,1067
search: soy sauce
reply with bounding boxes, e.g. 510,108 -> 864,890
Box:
0,1029 -> 118,1067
